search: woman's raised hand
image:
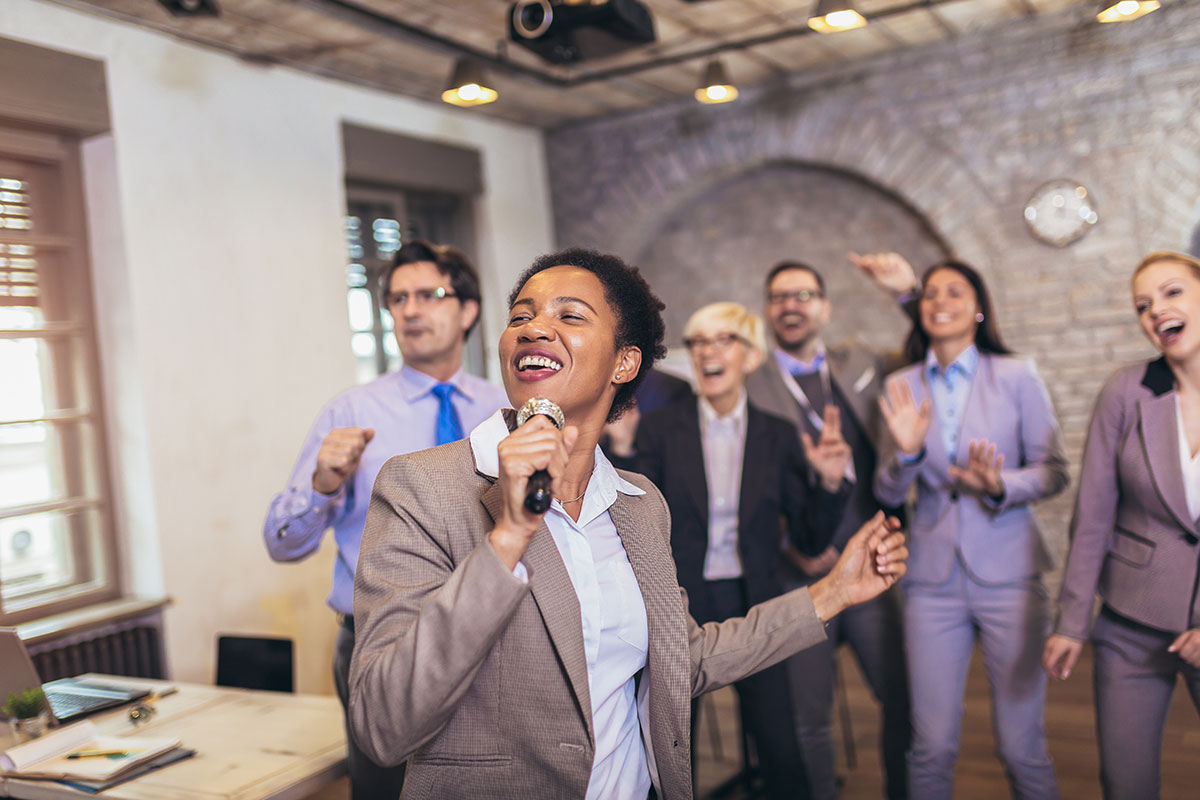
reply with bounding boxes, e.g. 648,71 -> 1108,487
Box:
879,379 -> 932,457
949,439 -> 1005,498
490,416 -> 579,569
810,512 -> 907,622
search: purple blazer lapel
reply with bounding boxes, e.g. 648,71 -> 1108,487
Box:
1137,392 -> 1195,533
906,369 -> 951,479
480,481 -> 594,746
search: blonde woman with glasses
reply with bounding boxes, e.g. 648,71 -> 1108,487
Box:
631,301 -> 860,799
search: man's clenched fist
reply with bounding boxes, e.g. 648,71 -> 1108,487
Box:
313,427 -> 375,495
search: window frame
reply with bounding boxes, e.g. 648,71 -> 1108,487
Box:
0,123 -> 121,626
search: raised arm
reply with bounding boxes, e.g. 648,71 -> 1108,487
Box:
689,511 -> 907,696
350,417 -> 578,765
262,402 -> 365,562
348,456 -> 531,765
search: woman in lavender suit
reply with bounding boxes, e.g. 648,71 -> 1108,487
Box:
874,260 -> 1069,800
1044,251 -> 1200,800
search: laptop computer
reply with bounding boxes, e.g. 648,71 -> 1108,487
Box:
0,627 -> 150,723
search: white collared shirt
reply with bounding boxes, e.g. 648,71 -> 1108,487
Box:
470,410 -> 652,800
698,392 -> 748,580
1175,396 -> 1200,523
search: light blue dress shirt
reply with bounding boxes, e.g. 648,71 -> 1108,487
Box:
469,410 -> 652,800
925,344 -> 979,464
263,365 -> 508,614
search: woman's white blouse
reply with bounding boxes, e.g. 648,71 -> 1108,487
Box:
1176,396 -> 1200,523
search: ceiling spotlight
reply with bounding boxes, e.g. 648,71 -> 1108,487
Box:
157,0 -> 220,16
694,60 -> 738,104
808,0 -> 867,33
1097,0 -> 1160,22
441,58 -> 498,107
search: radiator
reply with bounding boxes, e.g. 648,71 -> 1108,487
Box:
26,613 -> 166,682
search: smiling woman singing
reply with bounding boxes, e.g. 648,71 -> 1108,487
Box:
347,248 -> 908,800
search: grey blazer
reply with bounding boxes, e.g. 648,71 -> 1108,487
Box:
747,339 -> 893,454
1056,358 -> 1200,639
747,340 -> 902,547
348,438 -> 829,800
874,354 -> 1069,586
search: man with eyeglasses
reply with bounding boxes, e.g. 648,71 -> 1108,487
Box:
263,240 -> 507,800
746,254 -> 919,800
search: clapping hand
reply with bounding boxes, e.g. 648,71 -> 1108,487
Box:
801,406 -> 852,492
878,379 -> 931,458
949,439 -> 1005,499
848,252 -> 919,296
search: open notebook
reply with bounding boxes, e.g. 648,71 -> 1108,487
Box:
0,719 -> 180,782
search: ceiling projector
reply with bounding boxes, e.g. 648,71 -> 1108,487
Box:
508,0 -> 656,65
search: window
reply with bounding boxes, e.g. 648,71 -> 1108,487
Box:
340,123 -> 486,383
0,127 -> 118,625
344,183 -> 484,384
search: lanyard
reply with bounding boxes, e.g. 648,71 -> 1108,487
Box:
777,358 -> 832,432
776,359 -> 856,483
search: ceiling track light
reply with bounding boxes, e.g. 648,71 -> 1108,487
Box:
694,60 -> 738,104
1096,0 -> 1160,22
808,0 -> 867,33
441,58 -> 498,107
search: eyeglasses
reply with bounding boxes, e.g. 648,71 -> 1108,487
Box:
767,289 -> 824,305
684,332 -> 744,352
387,287 -> 457,308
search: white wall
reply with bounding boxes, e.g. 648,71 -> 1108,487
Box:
1,0 -> 555,691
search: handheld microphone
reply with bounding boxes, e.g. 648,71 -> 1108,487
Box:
515,397 -> 565,515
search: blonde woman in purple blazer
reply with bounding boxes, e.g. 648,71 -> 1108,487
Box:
1044,251 -> 1200,800
874,259 -> 1069,800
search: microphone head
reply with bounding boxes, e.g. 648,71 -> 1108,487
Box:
516,397 -> 564,430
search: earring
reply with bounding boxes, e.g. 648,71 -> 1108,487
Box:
975,312 -> 985,322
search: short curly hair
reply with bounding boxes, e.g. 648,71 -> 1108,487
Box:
507,248 -> 667,422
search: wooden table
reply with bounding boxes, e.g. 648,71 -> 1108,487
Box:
1,676 -> 347,800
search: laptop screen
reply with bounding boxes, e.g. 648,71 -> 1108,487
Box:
0,627 -> 54,720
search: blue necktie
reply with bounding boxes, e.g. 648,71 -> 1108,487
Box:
432,383 -> 464,445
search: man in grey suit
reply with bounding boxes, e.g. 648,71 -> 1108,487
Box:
745,255 -> 918,800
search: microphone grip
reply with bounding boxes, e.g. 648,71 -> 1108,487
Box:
525,469 -> 553,515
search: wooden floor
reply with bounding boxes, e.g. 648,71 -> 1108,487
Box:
695,644 -> 1200,799
307,642 -> 1200,800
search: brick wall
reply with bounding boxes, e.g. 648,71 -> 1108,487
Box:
545,1 -> 1200,548
637,163 -> 948,349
